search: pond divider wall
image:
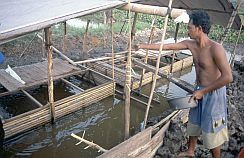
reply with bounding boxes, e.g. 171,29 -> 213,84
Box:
2,69 -> 114,139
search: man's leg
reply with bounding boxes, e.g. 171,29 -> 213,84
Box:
210,146 -> 221,158
188,136 -> 198,154
178,136 -> 197,157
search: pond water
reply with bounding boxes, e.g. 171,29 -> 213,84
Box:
1,66 -> 196,158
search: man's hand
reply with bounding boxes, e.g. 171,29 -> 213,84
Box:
188,89 -> 204,103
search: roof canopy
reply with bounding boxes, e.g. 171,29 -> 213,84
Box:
0,0 -> 125,42
0,0 -> 242,43
131,0 -> 242,30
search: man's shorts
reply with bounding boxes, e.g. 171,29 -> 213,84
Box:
187,122 -> 229,149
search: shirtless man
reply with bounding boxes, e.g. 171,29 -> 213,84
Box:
138,10 -> 233,158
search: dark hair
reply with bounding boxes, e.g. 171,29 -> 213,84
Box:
189,10 -> 211,34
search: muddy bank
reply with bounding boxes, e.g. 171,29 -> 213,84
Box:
154,61 -> 244,158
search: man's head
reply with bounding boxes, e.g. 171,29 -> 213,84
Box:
188,10 -> 211,39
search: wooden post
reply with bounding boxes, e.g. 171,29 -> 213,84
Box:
111,10 -> 115,97
220,0 -> 241,44
230,24 -> 243,67
42,29 -> 45,58
82,20 -> 90,59
139,17 -> 156,90
143,0 -> 173,130
170,23 -> 180,73
124,0 -> 132,140
44,27 -> 55,123
131,12 -> 138,41
62,22 -> 67,54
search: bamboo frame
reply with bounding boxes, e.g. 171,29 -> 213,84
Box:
86,54 -> 193,90
3,73 -> 114,139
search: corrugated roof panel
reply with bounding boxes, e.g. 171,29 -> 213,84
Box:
0,0 -> 126,41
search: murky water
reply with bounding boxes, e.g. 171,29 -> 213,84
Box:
0,66 -> 195,158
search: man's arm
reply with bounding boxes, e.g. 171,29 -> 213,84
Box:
138,40 -> 191,50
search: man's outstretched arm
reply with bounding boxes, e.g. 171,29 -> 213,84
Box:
138,40 -> 191,51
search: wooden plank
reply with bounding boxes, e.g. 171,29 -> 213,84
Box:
0,70 -> 25,91
0,58 -> 83,91
98,127 -> 153,158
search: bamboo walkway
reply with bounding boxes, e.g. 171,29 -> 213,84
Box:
0,58 -> 82,92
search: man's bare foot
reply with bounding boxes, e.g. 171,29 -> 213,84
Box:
178,151 -> 194,157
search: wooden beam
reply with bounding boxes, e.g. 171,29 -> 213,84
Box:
62,22 -> 67,54
120,3 -> 186,19
61,78 -> 84,92
82,20 -> 90,59
115,90 -> 153,108
170,23 -> 180,73
44,27 -> 55,123
37,34 -> 77,65
124,0 -> 133,139
21,89 -> 43,107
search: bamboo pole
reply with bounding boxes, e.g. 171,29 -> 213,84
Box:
60,78 -> 84,92
63,22 -> 67,54
71,133 -> 108,153
131,12 -> 138,41
170,23 -> 180,73
82,20 -> 90,59
220,0 -> 241,44
42,30 -> 45,58
139,17 -> 156,91
75,57 -> 113,64
230,24 -> 243,67
44,27 -> 55,123
115,90 -> 153,107
21,89 -> 43,107
110,10 -> 116,98
121,3 -> 186,19
124,0 -> 132,140
143,0 -> 173,130
37,34 -> 77,65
